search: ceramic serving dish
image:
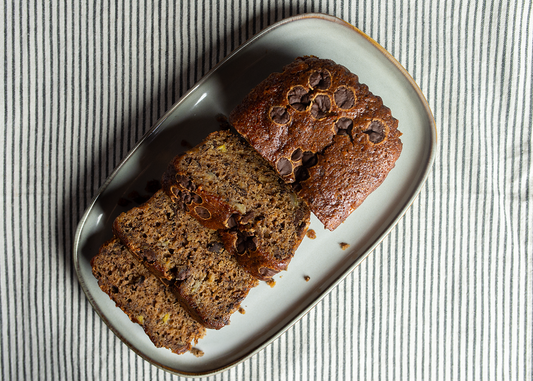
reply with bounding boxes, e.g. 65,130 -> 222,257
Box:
74,13 -> 437,377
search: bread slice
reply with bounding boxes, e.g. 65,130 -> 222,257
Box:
229,56 -> 403,230
91,237 -> 206,354
113,190 -> 259,329
161,130 -> 310,281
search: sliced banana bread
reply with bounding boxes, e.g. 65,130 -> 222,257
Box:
161,130 -> 310,281
113,190 -> 259,329
91,237 -> 206,354
229,56 -> 403,230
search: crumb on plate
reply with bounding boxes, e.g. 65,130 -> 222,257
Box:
306,229 -> 316,239
190,347 -> 204,358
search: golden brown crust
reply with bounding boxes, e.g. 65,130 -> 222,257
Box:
229,56 -> 403,230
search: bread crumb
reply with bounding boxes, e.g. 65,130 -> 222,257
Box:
190,347 -> 204,358
306,229 -> 316,239
266,279 -> 276,288
340,242 -> 350,250
304,275 -> 310,282
238,307 -> 246,314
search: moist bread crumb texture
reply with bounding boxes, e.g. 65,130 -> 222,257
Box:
91,237 -> 206,354
229,56 -> 403,230
162,130 -> 310,280
113,190 -> 259,330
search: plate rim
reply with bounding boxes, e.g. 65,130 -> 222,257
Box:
73,12 -> 437,378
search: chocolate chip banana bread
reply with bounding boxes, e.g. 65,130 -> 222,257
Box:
161,130 -> 310,280
229,56 -> 403,230
91,237 -> 206,354
113,190 -> 259,329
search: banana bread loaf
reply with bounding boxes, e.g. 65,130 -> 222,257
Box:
161,130 -> 310,280
229,56 -> 403,230
91,237 -> 206,354
113,190 -> 259,329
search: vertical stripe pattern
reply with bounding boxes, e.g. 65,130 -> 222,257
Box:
1,0 -> 532,380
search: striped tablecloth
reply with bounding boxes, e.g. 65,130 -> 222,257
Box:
2,1 -> 532,380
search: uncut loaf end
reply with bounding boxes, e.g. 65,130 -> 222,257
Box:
230,56 -> 403,230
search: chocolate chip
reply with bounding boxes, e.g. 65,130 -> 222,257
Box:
174,200 -> 186,212
302,151 -> 317,168
334,86 -> 355,109
234,233 -> 257,254
258,267 -> 278,278
309,70 -> 331,90
175,174 -> 195,190
294,166 -> 310,182
235,234 -> 246,254
194,206 -> 211,219
270,106 -> 290,124
294,209 -> 305,222
192,193 -> 203,204
182,191 -> 192,204
207,242 -> 224,253
276,158 -> 293,176
310,95 -> 331,119
334,117 -> 353,135
364,120 -> 386,143
291,148 -> 303,162
297,222 -> 308,236
246,236 -> 258,252
227,214 -> 238,228
170,186 -> 181,199
287,86 -> 311,111
241,211 -> 255,224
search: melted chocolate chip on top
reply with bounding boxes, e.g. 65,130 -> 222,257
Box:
334,86 -> 355,109
276,158 -> 293,176
309,70 -> 332,90
310,94 -> 331,119
270,106 -> 290,124
364,120 -> 386,143
334,117 -> 354,136
287,86 -> 311,111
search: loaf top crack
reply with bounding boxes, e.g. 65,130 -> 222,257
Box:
229,56 -> 403,230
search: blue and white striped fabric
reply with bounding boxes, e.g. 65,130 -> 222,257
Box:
1,1 -> 532,380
